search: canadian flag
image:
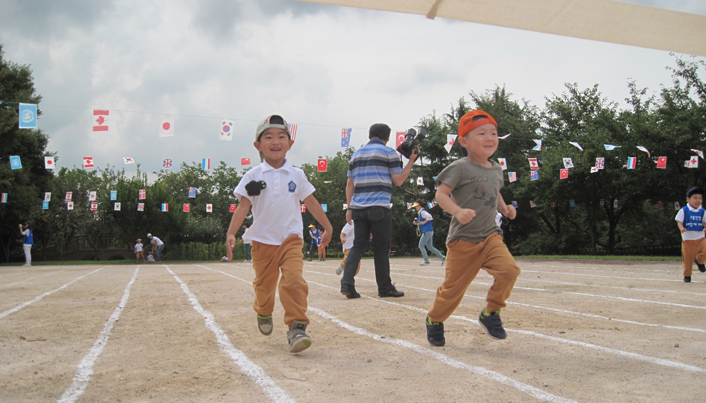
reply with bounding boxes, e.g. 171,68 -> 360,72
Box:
229,204 -> 236,212
83,157 -> 94,169
45,156 -> 55,169
159,115 -> 174,137
65,192 -> 72,201
206,204 -> 213,213
93,110 -> 109,132
528,158 -> 538,170
318,158 -> 327,172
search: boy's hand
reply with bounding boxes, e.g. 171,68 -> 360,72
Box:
226,234 -> 237,261
503,205 -> 517,220
454,208 -> 476,224
681,227 -> 687,233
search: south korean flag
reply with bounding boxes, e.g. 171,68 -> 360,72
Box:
220,119 -> 234,141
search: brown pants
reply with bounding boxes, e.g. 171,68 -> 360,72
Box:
428,233 -> 521,323
318,245 -> 326,260
251,235 -> 308,327
341,248 -> 361,276
135,251 -> 144,262
681,238 -> 706,277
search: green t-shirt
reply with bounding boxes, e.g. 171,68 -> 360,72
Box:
435,158 -> 504,244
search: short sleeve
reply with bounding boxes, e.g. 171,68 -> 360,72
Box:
436,162 -> 461,190
388,149 -> 403,176
675,209 -> 685,222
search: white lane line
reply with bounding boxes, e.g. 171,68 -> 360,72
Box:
166,265 -> 294,403
58,267 -> 140,403
0,268 -> 104,320
0,270 -> 66,289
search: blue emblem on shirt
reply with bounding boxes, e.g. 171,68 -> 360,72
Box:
288,181 -> 296,193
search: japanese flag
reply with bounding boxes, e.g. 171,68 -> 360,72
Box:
45,156 -> 55,169
497,158 -> 507,170
67,201 -> 74,210
159,115 -> 175,137
317,158 -> 327,172
88,191 -> 97,201
83,157 -> 94,169
417,177 -> 424,185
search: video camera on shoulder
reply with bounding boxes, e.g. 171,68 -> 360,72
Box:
396,127 -> 426,159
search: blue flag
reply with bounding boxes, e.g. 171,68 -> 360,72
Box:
19,103 -> 37,128
341,128 -> 351,147
188,187 -> 196,198
42,201 -> 49,210
110,190 -> 117,201
321,204 -> 328,212
10,155 -> 22,170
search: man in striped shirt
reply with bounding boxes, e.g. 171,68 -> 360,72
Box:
340,123 -> 418,299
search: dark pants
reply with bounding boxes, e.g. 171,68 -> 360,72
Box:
308,242 -> 317,258
244,243 -> 251,261
154,244 -> 165,262
341,207 -> 393,292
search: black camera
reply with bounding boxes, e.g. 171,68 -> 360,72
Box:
396,127 -> 426,159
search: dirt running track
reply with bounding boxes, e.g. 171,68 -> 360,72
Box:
1,258 -> 705,402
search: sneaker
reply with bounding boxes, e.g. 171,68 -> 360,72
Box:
307,258 -> 312,261
257,314 -> 273,335
420,261 -> 430,266
478,309 -> 507,340
322,258 -> 326,261
378,284 -> 404,298
684,276 -> 692,283
287,321 -> 312,353
441,256 -> 446,265
696,259 -> 706,273
336,264 -> 343,275
426,316 -> 445,346
340,285 -> 360,299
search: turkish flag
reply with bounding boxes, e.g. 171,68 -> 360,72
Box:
560,169 -> 569,179
317,158 -> 327,172
241,158 -> 251,166
83,157 -> 94,168
183,204 -> 190,212
657,156 -> 667,169
229,204 -> 236,212
395,131 -> 406,149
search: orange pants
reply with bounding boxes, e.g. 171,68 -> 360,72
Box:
135,251 -> 144,262
251,235 -> 308,327
681,238 -> 706,277
428,233 -> 521,323
341,248 -> 361,276
318,245 -> 326,260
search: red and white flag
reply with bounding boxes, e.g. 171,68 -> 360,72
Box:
241,158 -> 251,166
139,189 -> 146,200
229,204 -> 236,212
83,157 -> 94,169
90,202 -> 98,211
657,156 -> 667,169
317,158 -> 327,172
159,115 -> 174,137
88,191 -> 97,201
93,110 -> 109,132
300,204 -> 306,212
289,123 -> 298,144
560,169 -> 569,179
183,203 -> 190,212
417,177 -> 424,185
497,158 -> 507,170
395,131 -> 406,150
65,192 -> 72,201
67,201 -> 74,210
44,156 -> 55,169
206,204 -> 213,213
114,202 -> 121,211
528,158 -> 538,170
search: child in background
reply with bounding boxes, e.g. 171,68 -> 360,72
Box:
337,221 -> 361,276
226,114 -> 332,354
675,186 -> 706,282
426,110 -> 521,347
308,224 -> 319,261
134,238 -> 145,263
317,230 -> 326,261
146,252 -> 155,262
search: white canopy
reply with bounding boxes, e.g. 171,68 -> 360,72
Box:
295,0 -> 706,56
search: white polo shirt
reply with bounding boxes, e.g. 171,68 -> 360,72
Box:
234,160 -> 315,245
341,222 -> 355,251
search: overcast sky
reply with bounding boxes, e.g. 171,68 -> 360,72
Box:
1,0 -> 705,178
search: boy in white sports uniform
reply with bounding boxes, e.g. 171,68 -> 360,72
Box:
337,222 -> 361,276
226,114 -> 332,353
675,186 -> 706,282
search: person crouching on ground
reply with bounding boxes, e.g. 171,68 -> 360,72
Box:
226,114 -> 332,354
425,110 -> 521,347
675,186 -> 706,283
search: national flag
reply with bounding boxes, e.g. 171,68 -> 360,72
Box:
322,204 -> 328,212
163,158 -> 173,169
92,109 -> 109,132
569,141 -> 583,151
123,157 -> 135,164
83,157 -> 94,169
657,156 -> 667,169
318,158 -> 327,172
206,204 -> 213,213
139,189 -> 146,200
691,149 -> 704,160
88,191 -> 97,201
511,201 -> 518,208
508,172 -> 517,182
220,119 -> 234,141
44,192 -> 51,201
90,202 -> 98,211
407,202 -> 414,209
229,204 -> 236,212
595,158 -> 605,169
162,203 -> 168,212
428,202 -> 435,209
550,202 -> 557,208
600,199 -> 605,207
499,133 -> 511,139
563,158 -> 574,169
604,144 -> 620,150
110,190 -> 117,201
590,166 -> 599,173
614,200 -> 619,208
183,204 -> 190,213
627,157 -> 636,169
19,103 -> 38,128
67,201 -> 74,210
45,156 -> 55,169
202,158 -> 210,170
300,204 -> 306,213
341,128 -> 352,147
447,134 -> 457,146
658,201 -> 663,210
530,200 -> 536,208
395,131 -> 406,150
570,199 -> 576,208
687,156 -> 699,168
114,202 -> 121,211
636,146 -> 650,157
532,139 -> 542,151
497,158 -> 507,170
10,155 -> 22,170
241,158 -> 251,166
42,201 -> 49,210
159,115 -> 174,137
530,171 -> 539,181
65,192 -> 72,201
560,169 -> 569,179
188,187 -> 196,198
674,202 -> 680,210
343,203 -> 348,210
289,123 -> 298,144
528,158 -> 538,170
417,177 -> 424,185
1,193 -> 7,203
137,203 -> 144,211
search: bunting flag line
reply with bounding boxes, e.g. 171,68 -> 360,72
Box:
188,187 -> 196,198
44,192 -> 51,201
163,158 -> 172,169
220,119 -> 234,141
159,115 -> 174,137
532,139 -> 542,151
201,158 -> 210,170
139,189 -> 146,200
317,158 -> 327,172
88,191 -> 97,201
65,192 -> 72,201
114,202 -> 121,211
560,169 -> 569,179
531,171 -> 539,181
19,103 -> 38,128
44,156 -> 55,169
636,146 -> 650,156
626,157 -> 637,169
110,190 -> 117,201
341,128 -> 351,147
229,204 -> 236,212
137,203 -> 144,211
183,204 -> 190,213
162,203 -> 168,212
289,123 -> 298,144
206,204 -> 212,213
67,201 -> 74,210
528,158 -> 538,170
508,172 -> 517,182
241,158 -> 251,166
497,158 -> 507,170
10,155 -> 22,170
2,193 -> 8,203
83,157 -> 94,169
604,144 -> 620,150
42,201 -> 49,210
657,156 -> 667,169
92,110 -> 109,132
569,141 -> 583,151
563,158 -> 574,169
123,157 -> 135,164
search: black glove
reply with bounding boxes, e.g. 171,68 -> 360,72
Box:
245,180 -> 266,196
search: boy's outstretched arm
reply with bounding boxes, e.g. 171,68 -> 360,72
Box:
304,194 -> 333,247
436,183 -> 476,225
226,198 -> 252,260
497,192 -> 516,220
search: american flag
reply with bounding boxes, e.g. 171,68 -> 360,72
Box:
163,158 -> 172,169
289,123 -> 298,143
530,200 -> 537,208
508,172 -> 517,182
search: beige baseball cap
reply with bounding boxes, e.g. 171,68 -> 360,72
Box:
256,115 -> 291,141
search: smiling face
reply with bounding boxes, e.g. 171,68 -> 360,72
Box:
458,122 -> 498,164
254,128 -> 292,168
687,193 -> 703,209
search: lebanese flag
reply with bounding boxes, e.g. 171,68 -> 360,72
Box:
83,157 -> 94,169
229,204 -> 236,212
241,158 -> 251,166
159,115 -> 175,137
93,110 -> 109,132
45,156 -> 55,169
317,158 -> 327,172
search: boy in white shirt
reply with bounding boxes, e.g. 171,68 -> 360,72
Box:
675,186 -> 706,282
226,114 -> 332,353
337,222 -> 361,276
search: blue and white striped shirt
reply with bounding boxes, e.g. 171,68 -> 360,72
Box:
348,139 -> 402,209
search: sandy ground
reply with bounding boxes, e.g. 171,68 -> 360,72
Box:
1,257 -> 705,402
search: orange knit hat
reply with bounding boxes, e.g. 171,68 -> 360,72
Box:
458,110 -> 497,137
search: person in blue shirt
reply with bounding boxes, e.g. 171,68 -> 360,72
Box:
19,222 -> 33,266
675,186 -> 706,282
412,200 -> 446,266
307,224 -> 320,261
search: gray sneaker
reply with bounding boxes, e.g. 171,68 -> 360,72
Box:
420,261 -> 430,266
287,321 -> 312,353
336,264 -> 343,275
440,256 -> 446,265
257,314 -> 273,336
